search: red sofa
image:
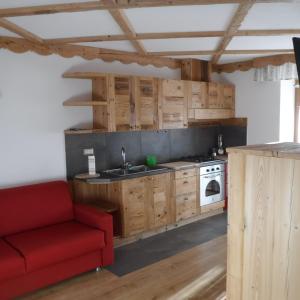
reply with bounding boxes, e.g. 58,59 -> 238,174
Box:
0,181 -> 114,300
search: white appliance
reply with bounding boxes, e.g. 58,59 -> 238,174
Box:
200,164 -> 225,206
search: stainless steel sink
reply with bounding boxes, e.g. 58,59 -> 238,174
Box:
103,165 -> 168,177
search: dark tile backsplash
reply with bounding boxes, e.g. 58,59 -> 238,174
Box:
65,125 -> 247,179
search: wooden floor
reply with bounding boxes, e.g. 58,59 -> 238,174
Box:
21,235 -> 227,300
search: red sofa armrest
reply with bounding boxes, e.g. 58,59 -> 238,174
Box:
74,203 -> 114,266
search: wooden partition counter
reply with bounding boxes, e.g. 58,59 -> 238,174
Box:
226,142 -> 300,300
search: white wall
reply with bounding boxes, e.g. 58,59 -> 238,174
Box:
0,50 -> 179,187
280,80 -> 295,142
213,70 -> 282,145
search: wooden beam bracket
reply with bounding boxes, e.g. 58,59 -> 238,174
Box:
0,36 -> 180,69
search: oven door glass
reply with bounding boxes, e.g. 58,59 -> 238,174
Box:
200,173 -> 224,206
205,179 -> 220,197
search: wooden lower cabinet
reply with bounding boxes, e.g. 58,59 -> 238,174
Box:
72,167 -> 224,238
120,173 -> 172,237
175,192 -> 197,221
174,168 -> 198,222
122,177 -> 148,236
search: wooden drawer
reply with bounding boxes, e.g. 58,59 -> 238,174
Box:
194,109 -> 234,120
175,176 -> 197,195
176,192 -> 197,221
201,200 -> 224,214
175,168 -> 197,179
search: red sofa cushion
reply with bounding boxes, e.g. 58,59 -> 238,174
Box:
0,181 -> 74,236
0,239 -> 25,282
5,221 -> 105,273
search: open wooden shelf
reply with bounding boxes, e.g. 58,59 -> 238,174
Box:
63,99 -> 108,107
63,72 -> 108,79
188,117 -> 247,127
64,128 -> 107,135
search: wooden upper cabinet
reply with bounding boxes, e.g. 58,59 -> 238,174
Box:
159,79 -> 188,129
134,77 -> 158,130
223,84 -> 235,110
113,76 -> 135,131
64,72 -> 236,132
208,82 -> 235,110
189,82 -> 208,109
188,81 -> 208,119
208,82 -> 223,109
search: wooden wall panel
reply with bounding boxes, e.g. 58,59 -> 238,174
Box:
287,160 -> 300,300
226,152 -> 246,300
227,152 -> 300,300
241,156 -> 296,300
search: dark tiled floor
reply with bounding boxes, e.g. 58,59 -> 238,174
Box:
107,212 -> 227,276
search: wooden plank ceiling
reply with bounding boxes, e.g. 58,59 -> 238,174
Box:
0,0 -> 299,72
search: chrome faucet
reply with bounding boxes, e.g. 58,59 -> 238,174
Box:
121,146 -> 126,169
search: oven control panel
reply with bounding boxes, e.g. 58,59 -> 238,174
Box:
200,164 -> 224,175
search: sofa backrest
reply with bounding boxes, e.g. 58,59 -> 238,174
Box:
0,181 -> 74,237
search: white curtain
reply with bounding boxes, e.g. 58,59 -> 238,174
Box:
254,63 -> 298,82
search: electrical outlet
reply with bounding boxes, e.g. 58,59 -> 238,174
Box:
83,148 -> 94,156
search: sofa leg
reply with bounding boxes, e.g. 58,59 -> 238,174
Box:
96,267 -> 102,272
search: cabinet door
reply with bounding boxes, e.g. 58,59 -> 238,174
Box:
135,77 -> 158,130
208,82 -> 224,109
159,79 -> 188,129
113,76 -> 135,131
189,81 -> 208,109
121,177 -> 148,237
223,84 -> 235,110
147,173 -> 171,229
175,192 -> 197,222
174,169 -> 197,222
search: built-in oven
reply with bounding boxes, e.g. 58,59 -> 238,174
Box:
200,164 -> 225,206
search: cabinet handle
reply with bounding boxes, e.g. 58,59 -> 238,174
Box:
183,181 -> 188,184
183,172 -> 188,175
184,197 -> 188,201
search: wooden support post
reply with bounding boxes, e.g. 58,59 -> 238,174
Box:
181,59 -> 211,82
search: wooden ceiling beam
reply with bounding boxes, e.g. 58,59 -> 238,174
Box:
102,0 -> 146,55
0,36 -> 180,69
0,18 -> 44,44
211,1 -> 255,64
0,0 -> 295,18
213,53 -> 296,73
45,29 -> 300,45
150,49 -> 293,56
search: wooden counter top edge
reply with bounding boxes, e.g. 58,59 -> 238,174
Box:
227,142 -> 300,160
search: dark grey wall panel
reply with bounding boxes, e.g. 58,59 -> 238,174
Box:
105,131 -> 142,167
65,125 -> 247,179
221,125 -> 247,148
140,130 -> 170,163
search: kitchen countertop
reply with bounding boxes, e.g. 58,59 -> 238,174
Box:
160,159 -> 227,170
75,159 -> 228,184
159,161 -> 199,170
227,142 -> 300,160
77,167 -> 173,184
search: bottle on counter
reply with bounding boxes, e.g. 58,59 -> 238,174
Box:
217,134 -> 225,155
